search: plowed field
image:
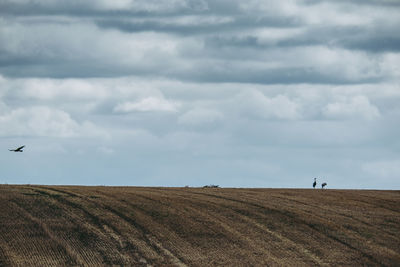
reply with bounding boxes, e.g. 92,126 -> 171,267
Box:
0,185 -> 399,266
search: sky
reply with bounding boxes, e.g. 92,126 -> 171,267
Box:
1,0 -> 399,189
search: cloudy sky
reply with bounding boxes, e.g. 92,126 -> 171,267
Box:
1,0 -> 399,189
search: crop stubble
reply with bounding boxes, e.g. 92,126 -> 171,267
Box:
0,185 -> 399,266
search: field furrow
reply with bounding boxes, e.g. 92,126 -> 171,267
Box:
0,186 -> 399,266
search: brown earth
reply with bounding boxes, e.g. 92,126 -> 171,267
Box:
0,185 -> 399,266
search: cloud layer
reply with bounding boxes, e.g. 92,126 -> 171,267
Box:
0,0 -> 399,188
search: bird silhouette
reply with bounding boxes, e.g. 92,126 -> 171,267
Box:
313,178 -> 317,189
9,145 -> 25,152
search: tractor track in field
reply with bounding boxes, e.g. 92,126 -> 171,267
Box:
28,186 -> 147,265
180,191 -> 328,265
109,189 -> 284,265
90,188 -> 189,266
185,190 -> 384,266
1,185 -> 399,266
131,188 -> 322,265
8,199 -> 83,266
36,185 -> 187,266
98,187 -> 399,265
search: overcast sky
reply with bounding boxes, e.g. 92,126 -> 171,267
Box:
1,0 -> 399,189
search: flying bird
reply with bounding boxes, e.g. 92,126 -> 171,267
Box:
9,145 -> 25,152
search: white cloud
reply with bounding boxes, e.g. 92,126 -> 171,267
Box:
178,108 -> 224,126
323,95 -> 380,120
380,53 -> 400,80
0,106 -> 105,138
236,89 -> 301,120
0,0 -> 399,188
20,78 -> 108,100
114,96 -> 179,112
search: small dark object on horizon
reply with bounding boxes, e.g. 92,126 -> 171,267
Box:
322,182 -> 327,189
313,178 -> 317,189
203,185 -> 219,188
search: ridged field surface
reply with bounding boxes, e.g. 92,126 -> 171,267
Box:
0,185 -> 399,266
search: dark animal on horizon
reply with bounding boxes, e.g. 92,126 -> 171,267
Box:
9,145 -> 25,152
322,182 -> 327,189
313,178 -> 317,189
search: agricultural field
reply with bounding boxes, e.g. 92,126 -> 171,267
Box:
0,185 -> 399,266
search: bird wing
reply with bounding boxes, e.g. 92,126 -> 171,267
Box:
16,145 -> 25,151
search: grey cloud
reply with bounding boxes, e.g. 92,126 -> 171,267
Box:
342,34 -> 400,53
95,18 -> 229,35
302,0 -> 400,7
0,62 -> 146,79
0,21 -> 180,78
179,65 -> 381,85
1,0 -> 400,188
1,21 -> 383,84
278,25 -> 400,53
0,0 -> 250,18
0,0 -> 199,17
95,15 -> 300,35
204,35 -> 280,50
1,0 -> 396,83
0,60 -> 383,84
205,24 -> 400,54
0,0 -> 287,18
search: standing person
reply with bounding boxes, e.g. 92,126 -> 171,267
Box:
313,178 -> 317,189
